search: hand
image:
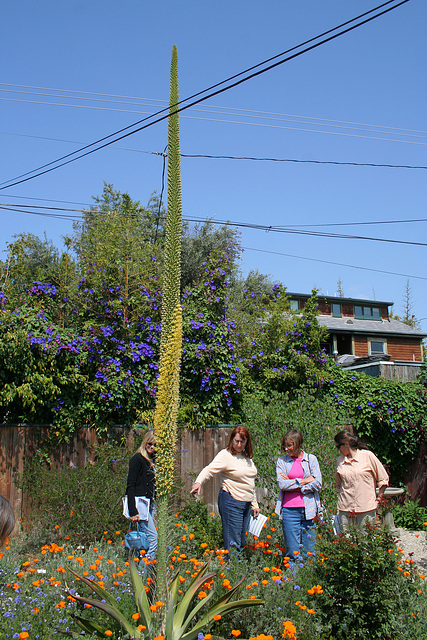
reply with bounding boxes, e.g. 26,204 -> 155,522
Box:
190,482 -> 201,496
252,507 -> 261,518
281,473 -> 289,480
130,515 -> 140,522
300,475 -> 315,486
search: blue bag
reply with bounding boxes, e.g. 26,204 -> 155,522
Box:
124,521 -> 149,551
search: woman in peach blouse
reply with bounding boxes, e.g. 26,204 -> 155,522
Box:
334,430 -> 389,530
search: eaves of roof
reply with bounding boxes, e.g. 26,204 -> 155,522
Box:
317,316 -> 427,338
287,292 -> 393,306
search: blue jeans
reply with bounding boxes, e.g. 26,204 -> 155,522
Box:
138,502 -> 158,562
218,489 -> 251,554
281,507 -> 315,558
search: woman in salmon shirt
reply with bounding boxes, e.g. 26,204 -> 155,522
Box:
276,429 -> 322,558
334,429 -> 389,530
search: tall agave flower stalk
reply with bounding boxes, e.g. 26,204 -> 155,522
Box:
153,44 -> 183,606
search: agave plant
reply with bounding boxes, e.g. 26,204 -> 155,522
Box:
62,557 -> 263,639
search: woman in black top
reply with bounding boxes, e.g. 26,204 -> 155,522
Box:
126,431 -> 157,564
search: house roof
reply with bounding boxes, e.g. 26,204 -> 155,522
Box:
317,315 -> 427,338
287,292 -> 394,306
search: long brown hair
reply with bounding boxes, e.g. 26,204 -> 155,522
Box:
226,426 -> 253,459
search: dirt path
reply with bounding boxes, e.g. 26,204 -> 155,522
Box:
393,527 -> 427,572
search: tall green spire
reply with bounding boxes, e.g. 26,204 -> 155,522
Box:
153,43 -> 183,607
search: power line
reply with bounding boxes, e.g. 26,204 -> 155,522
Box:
2,96 -> 426,143
2,202 -> 426,248
243,246 -> 427,281
2,131 -> 426,168
181,153 -> 427,170
2,202 -> 426,231
0,0 -> 410,191
1,201 -> 424,280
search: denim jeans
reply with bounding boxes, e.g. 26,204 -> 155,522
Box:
218,488 -> 251,554
281,507 -> 315,558
138,502 -> 158,562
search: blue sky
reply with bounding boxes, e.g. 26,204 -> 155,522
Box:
1,1 -> 426,330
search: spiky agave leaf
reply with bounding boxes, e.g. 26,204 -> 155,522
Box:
65,569 -> 142,638
166,561 -> 264,640
129,552 -> 154,630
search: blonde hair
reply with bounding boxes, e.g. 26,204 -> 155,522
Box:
138,431 -> 156,465
0,495 -> 15,545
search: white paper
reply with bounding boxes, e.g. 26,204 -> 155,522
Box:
248,513 -> 268,538
332,514 -> 341,535
122,496 -> 150,520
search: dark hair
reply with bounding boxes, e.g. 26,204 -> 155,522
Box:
0,495 -> 15,545
281,429 -> 303,453
226,426 -> 253,459
334,429 -> 369,451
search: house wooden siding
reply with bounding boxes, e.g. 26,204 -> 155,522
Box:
386,337 -> 423,362
351,335 -> 422,361
354,334 -> 369,357
289,292 -> 425,364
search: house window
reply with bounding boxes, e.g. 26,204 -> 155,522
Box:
369,339 -> 386,355
354,305 -> 381,320
331,302 -> 342,317
289,299 -> 300,312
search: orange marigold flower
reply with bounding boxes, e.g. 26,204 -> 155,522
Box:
213,614 -> 221,621
19,634 -> 30,640
56,601 -> 66,608
154,636 -> 165,640
150,605 -> 158,612
105,632 -> 113,637
132,612 -> 141,620
205,635 -> 212,640
198,591 -> 207,599
201,543 -> 208,549
307,609 -> 315,615
231,631 -> 241,637
138,625 -> 147,631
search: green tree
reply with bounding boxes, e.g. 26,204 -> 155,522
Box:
180,219 -> 241,290
73,184 -> 161,326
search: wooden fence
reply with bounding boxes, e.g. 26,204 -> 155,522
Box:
0,424 -> 230,523
1,423 -> 426,528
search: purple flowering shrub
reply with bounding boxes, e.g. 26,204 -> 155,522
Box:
232,287 -> 329,396
323,364 -> 427,481
180,252 -> 241,423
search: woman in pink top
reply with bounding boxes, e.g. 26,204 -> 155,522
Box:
276,429 -> 322,559
334,430 -> 389,530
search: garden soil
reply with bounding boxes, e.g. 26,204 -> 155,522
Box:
393,527 -> 427,571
